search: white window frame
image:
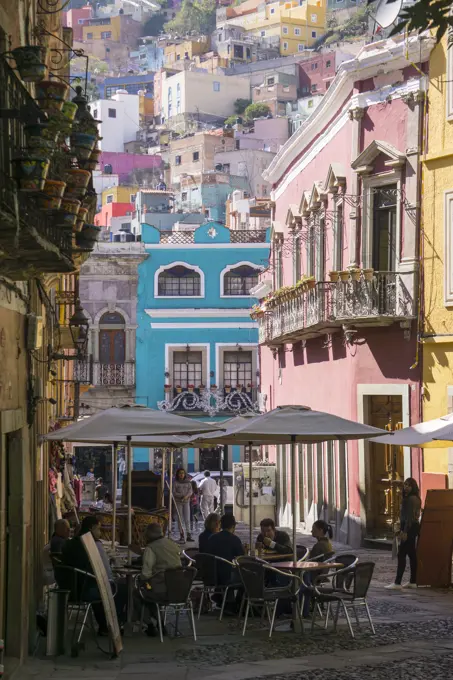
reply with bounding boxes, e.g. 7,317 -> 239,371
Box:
444,189 -> 453,305
106,194 -> 113,203
154,261 -> 205,298
165,343 -> 210,391
361,170 -> 402,270
220,261 -> 263,298
282,26 -> 288,34
294,27 -> 301,35
215,343 -> 258,392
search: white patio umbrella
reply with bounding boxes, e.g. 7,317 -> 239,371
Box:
191,406 -> 389,560
370,412 -> 453,447
44,407 -> 222,558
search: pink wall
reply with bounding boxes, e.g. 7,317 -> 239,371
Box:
100,152 -> 162,183
94,202 -> 134,227
64,6 -> 92,41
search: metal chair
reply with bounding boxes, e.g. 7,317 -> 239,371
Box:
311,561 -> 376,638
296,545 -> 309,560
139,567 -> 197,643
236,557 -> 303,638
313,554 -> 359,628
194,553 -> 241,621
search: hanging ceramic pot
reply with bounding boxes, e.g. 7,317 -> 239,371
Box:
60,197 -> 81,215
64,168 -> 91,198
11,46 -> 47,83
12,156 -> 49,192
70,132 -> 97,160
61,101 -> 78,122
36,80 -> 69,114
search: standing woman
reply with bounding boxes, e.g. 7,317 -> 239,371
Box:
173,468 -> 193,543
386,477 -> 422,590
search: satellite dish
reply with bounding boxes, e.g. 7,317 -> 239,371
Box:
373,0 -> 402,28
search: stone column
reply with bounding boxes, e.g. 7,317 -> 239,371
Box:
401,89 -> 425,265
348,107 -> 365,267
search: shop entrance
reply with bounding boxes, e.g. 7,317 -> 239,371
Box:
367,395 -> 404,537
74,446 -> 112,486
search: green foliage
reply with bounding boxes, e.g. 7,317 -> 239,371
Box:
244,102 -> 272,120
72,55 -> 109,75
224,114 -> 239,125
234,98 -> 251,114
322,6 -> 370,46
143,12 -> 167,37
389,0 -> 453,43
164,0 -> 217,36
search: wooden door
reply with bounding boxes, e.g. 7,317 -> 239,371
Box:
99,329 -> 125,364
368,395 -> 404,536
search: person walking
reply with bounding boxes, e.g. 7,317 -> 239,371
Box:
173,468 -> 193,543
386,477 -> 422,590
199,470 -> 218,519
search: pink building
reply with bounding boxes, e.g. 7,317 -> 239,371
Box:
63,5 -> 92,41
94,202 -> 134,229
99,152 -> 162,183
256,35 -> 434,547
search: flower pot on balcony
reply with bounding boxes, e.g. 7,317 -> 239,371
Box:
12,156 -> 49,192
75,223 -> 100,249
55,209 -> 78,228
36,80 -> 68,114
44,179 -> 66,199
176,387 -> 182,393
164,384 -> 172,391
306,278 -> 316,290
61,101 -> 78,122
210,384 -> 217,390
188,386 -> 194,393
198,384 -> 205,390
363,268 -> 374,282
80,147 -> 101,171
61,197 -> 81,217
70,132 -> 97,160
38,194 -> 61,210
349,268 -> 361,282
75,206 -> 88,232
11,46 -> 47,82
225,386 -> 231,393
329,271 -> 339,282
339,270 -> 350,282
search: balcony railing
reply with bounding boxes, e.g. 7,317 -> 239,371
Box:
93,362 -> 136,387
258,271 -> 416,345
0,56 -> 75,275
160,385 -> 259,415
159,229 -> 267,243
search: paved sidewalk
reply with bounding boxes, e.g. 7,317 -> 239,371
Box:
14,530 -> 453,680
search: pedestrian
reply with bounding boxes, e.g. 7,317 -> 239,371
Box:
386,477 -> 422,590
199,470 -> 217,519
190,480 -> 200,529
173,468 -> 193,542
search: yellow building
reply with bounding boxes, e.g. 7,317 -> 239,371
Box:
422,33 -> 453,487
221,0 -> 326,54
101,185 -> 139,206
82,15 -> 122,41
164,38 -> 210,66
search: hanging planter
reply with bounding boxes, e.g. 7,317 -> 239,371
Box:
38,195 -> 61,210
210,384 -> 218,390
26,136 -> 56,160
36,80 -> 69,114
339,270 -> 350,282
70,132 -> 97,160
80,146 -> 101,171
78,223 -> 101,245
306,277 -> 316,290
61,101 -> 78,122
43,179 -> 66,199
24,122 -> 57,144
55,209 -> 78,228
75,206 -> 88,232
11,46 -> 47,83
329,271 -> 339,282
65,168 -> 91,193
362,268 -> 374,282
61,197 -> 81,216
12,156 -> 49,192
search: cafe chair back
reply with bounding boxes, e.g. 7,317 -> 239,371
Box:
296,545 -> 309,561
194,553 -> 239,621
312,561 -> 376,638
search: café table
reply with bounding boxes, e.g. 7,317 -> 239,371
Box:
270,561 -> 344,633
113,564 -> 142,634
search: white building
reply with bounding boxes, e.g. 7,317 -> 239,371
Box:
92,170 -> 120,210
91,91 -> 140,153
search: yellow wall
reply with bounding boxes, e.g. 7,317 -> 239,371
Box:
101,185 -> 138,205
422,33 -> 453,475
82,16 -> 121,41
164,38 -> 210,65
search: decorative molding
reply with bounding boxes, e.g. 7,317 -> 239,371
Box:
153,261 -> 205,299
351,139 -> 406,172
145,243 -> 269,250
150,322 -> 258,329
219,261 -> 263,297
348,106 -> 365,121
146,308 -> 253,318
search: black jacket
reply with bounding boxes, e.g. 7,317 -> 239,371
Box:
256,529 -> 292,554
206,530 -> 244,585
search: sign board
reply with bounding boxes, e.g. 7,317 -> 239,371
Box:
81,533 -> 123,656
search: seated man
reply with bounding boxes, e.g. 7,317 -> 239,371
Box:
139,523 -> 182,636
206,514 -> 244,612
255,518 -> 292,554
50,519 -> 70,554
62,515 -> 127,635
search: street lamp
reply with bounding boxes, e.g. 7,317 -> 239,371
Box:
51,299 -> 90,361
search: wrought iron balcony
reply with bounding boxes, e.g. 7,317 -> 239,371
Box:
0,57 -> 90,278
257,271 -> 416,345
93,362 -> 136,387
158,385 -> 259,416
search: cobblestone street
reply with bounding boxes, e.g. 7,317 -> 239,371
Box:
15,529 -> 453,680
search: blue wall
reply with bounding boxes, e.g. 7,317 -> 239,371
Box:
134,221 -> 270,471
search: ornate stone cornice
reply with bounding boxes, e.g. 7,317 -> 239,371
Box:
348,106 -> 365,121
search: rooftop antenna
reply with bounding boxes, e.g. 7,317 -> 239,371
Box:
369,0 -> 403,38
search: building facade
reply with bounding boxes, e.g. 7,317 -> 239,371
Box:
256,35 -> 433,547
135,221 -> 270,471
422,34 -> 453,490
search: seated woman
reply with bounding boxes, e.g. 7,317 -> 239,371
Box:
138,523 -> 182,636
198,513 -> 220,553
300,520 -> 335,617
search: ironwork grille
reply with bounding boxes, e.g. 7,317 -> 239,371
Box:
173,351 -> 202,387
158,266 -> 201,296
230,230 -> 266,243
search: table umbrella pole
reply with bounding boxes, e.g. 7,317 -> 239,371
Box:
127,436 -> 132,566
169,449 -> 173,538
161,449 -> 166,508
291,435 -> 297,563
112,442 -> 118,552
248,442 -> 253,553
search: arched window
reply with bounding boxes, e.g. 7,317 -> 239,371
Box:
223,264 -> 260,295
99,311 -> 125,364
158,265 -> 201,296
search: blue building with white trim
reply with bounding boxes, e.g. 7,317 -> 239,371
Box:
134,221 -> 270,472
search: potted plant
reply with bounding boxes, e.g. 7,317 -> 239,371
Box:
210,384 -> 218,390
198,383 -> 205,390
75,206 -> 88,232
362,268 -> 374,282
75,223 -> 101,249
329,271 -> 339,282
225,385 -> 231,393
306,276 -> 316,290
164,384 -> 172,391
61,101 -> 78,122
70,131 -> 97,160
187,384 -> 195,392
247,383 -> 253,390
11,46 -> 47,82
339,270 -> 350,282
176,385 -> 182,393
65,168 -> 91,198
348,267 -> 361,282
81,146 -> 101,171
12,155 -> 49,192
36,80 -> 69,114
